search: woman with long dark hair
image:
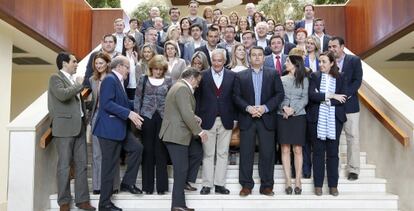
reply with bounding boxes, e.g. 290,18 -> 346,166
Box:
121,35 -> 139,100
307,51 -> 347,196
277,55 -> 309,195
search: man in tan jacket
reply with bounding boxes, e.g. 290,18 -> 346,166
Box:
160,67 -> 207,211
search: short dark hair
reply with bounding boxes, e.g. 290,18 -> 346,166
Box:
225,25 -> 236,32
181,67 -> 201,79
274,23 -> 285,30
190,24 -> 202,31
129,18 -> 139,25
103,34 -> 117,44
213,8 -> 222,15
330,36 -> 345,46
269,35 -> 285,45
207,25 -> 219,35
56,52 -> 72,70
169,7 -> 180,15
303,4 -> 314,11
250,46 -> 265,55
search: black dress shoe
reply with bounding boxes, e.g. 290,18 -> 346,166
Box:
157,191 -> 165,195
215,185 -> 230,194
99,203 -> 122,211
303,173 -> 311,179
348,173 -> 359,181
92,190 -> 100,195
200,186 -> 211,195
184,182 -> 197,191
112,189 -> 119,194
120,183 -> 143,194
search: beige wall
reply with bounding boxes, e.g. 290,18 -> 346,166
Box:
372,68 -> 414,100
10,69 -> 55,121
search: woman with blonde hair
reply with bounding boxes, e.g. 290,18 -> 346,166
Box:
134,54 -> 173,195
228,43 -> 248,72
165,25 -> 185,59
305,36 -> 321,72
136,43 -> 157,78
203,6 -> 214,26
164,40 -> 186,83
190,51 -> 210,72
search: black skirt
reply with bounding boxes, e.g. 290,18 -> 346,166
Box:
277,115 -> 306,146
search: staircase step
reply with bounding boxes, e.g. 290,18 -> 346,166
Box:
48,209 -> 399,211
49,192 -> 398,209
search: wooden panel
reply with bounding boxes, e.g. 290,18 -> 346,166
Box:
315,5 -> 346,40
358,90 -> 409,146
0,0 -> 92,58
345,0 -> 414,57
91,9 -> 124,47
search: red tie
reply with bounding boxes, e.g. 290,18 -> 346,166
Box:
275,55 -> 282,75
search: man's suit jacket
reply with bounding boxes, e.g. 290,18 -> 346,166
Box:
264,42 -> 295,56
233,67 -> 285,131
319,34 -> 331,53
306,71 -> 347,124
183,40 -> 207,63
93,72 -> 133,141
295,20 -> 314,35
195,68 -> 236,130
284,33 -> 297,45
341,54 -> 363,113
141,19 -> 168,34
159,79 -> 202,146
264,54 -> 287,75
48,71 -> 85,137
194,45 -> 230,67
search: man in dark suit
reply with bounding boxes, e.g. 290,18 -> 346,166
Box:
295,4 -> 315,36
141,7 -> 168,34
233,46 -> 284,197
93,56 -> 144,211
313,18 -> 331,53
264,35 -> 288,76
273,23 -> 296,55
195,49 -> 236,195
139,27 -> 164,55
160,67 -> 208,211
48,52 -> 95,211
195,26 -> 230,67
328,36 -> 363,181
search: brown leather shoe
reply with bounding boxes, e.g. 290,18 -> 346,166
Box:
76,201 -> 96,210
239,187 -> 252,196
329,187 -> 339,196
60,203 -> 70,211
171,207 -> 195,211
314,187 -> 323,196
184,182 -> 197,191
260,187 -> 274,196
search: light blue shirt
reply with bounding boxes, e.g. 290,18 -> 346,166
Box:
251,68 -> 269,113
211,67 -> 224,88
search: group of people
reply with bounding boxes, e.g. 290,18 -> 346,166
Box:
47,1 -> 363,211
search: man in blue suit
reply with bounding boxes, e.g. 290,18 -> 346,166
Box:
93,56 -> 144,211
233,46 -> 284,197
295,4 -> 315,36
264,35 -> 288,76
195,49 -> 236,195
328,36 -> 363,181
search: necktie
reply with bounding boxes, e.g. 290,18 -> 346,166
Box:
275,55 -> 282,75
157,31 -> 161,44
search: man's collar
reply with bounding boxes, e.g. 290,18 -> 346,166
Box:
182,79 -> 194,94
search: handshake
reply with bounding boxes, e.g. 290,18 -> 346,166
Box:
246,105 -> 266,118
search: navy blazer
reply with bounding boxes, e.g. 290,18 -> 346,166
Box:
233,67 -> 285,130
195,68 -> 236,130
194,45 -> 230,67
93,73 -> 133,141
304,55 -> 319,72
295,20 -> 314,35
341,54 -> 363,113
306,71 -> 347,124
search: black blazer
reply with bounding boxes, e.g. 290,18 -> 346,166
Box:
195,68 -> 236,130
306,71 -> 347,124
233,67 -> 285,130
341,54 -> 363,113
194,45 -> 230,67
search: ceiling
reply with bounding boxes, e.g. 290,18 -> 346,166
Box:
364,30 -> 414,70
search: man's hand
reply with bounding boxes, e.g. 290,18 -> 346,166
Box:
128,111 -> 144,128
255,105 -> 266,117
199,130 -> 208,143
332,94 -> 347,103
247,106 -> 261,118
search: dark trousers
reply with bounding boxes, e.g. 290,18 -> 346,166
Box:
165,142 -> 188,208
310,121 -> 343,188
302,125 -> 313,176
239,119 -> 275,191
187,137 -> 203,183
55,123 -> 89,205
126,88 -> 136,100
98,131 -> 143,207
142,112 -> 168,193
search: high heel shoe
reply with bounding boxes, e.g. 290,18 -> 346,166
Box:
285,186 -> 293,195
294,187 -> 302,195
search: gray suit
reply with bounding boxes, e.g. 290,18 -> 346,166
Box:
160,79 -> 202,208
48,71 -> 89,206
